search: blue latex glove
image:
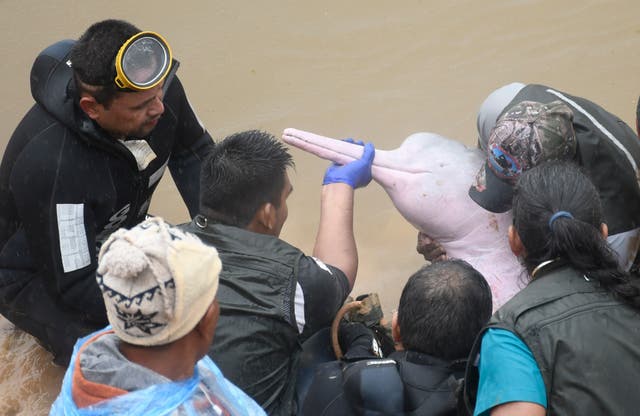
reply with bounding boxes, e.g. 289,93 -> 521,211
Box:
322,139 -> 375,188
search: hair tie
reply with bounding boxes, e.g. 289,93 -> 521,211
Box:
548,210 -> 573,228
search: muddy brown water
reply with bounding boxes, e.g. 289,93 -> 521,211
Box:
1,1 -> 639,413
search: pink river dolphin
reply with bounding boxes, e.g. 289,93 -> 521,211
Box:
282,128 -> 527,310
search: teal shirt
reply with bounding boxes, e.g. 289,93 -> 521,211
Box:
474,328 -> 547,416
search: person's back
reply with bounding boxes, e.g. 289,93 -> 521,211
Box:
301,259 -> 493,415
181,130 -> 375,414
465,162 -> 640,416
50,218 -> 265,415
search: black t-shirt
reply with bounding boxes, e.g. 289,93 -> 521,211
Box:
296,256 -> 350,341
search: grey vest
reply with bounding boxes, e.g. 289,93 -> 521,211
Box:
464,265 -> 640,415
506,85 -> 640,234
181,219 -> 303,416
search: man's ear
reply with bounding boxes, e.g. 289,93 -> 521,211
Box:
247,202 -> 276,234
78,95 -> 101,120
195,300 -> 219,339
601,223 -> 608,239
257,202 -> 276,232
508,225 -> 525,257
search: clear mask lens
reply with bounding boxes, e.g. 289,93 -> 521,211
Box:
115,32 -> 172,90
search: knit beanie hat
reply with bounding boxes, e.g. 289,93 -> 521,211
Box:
96,217 -> 222,346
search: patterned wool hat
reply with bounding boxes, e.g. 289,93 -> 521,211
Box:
96,217 -> 222,346
469,100 -> 577,213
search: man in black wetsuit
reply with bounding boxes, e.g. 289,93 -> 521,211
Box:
0,19 -> 214,365
299,259 -> 493,415
180,130 -> 375,415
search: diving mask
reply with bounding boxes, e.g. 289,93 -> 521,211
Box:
114,31 -> 174,91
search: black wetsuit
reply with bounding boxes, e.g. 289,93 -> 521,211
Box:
0,40 -> 214,364
301,350 -> 464,415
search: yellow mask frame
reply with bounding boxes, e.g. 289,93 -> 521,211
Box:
114,31 -> 173,91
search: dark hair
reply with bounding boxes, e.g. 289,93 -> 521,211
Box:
70,19 -> 140,106
199,130 -> 294,227
397,259 -> 492,360
512,161 -> 640,309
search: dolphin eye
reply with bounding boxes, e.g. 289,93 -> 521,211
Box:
488,146 -> 521,179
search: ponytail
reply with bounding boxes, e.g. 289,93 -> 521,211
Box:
513,162 -> 640,310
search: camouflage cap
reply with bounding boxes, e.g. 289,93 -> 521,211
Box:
469,100 -> 577,213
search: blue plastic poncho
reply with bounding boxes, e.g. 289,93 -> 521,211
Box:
49,330 -> 266,416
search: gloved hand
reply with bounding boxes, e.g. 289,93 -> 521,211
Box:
322,139 -> 375,189
339,321 -> 383,361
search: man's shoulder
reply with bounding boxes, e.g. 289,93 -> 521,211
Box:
10,118 -> 99,176
182,220 -> 304,255
10,103 -> 67,146
296,256 -> 350,315
298,255 -> 343,279
8,118 -> 74,173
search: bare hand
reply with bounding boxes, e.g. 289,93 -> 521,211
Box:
416,232 -> 447,262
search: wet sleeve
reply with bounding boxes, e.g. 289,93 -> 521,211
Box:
10,143 -> 107,324
168,134 -> 214,218
473,328 -> 547,416
165,77 -> 215,218
296,256 -> 350,341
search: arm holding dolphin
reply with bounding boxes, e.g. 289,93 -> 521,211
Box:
313,141 -> 375,289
